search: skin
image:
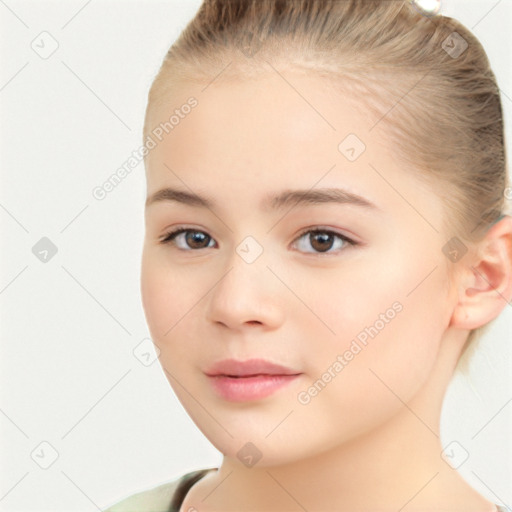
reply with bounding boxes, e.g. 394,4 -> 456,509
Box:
140,68 -> 512,511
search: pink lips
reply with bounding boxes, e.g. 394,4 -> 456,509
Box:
204,358 -> 302,402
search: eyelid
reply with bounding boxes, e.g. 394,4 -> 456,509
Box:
159,225 -> 360,255
291,225 -> 359,255
293,225 -> 358,244
159,226 -> 217,247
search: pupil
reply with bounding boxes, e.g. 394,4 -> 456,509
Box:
187,231 -> 209,248
311,232 -> 333,252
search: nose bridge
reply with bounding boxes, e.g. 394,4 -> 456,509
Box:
205,233 -> 284,328
216,234 -> 270,300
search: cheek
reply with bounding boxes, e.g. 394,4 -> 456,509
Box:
301,254 -> 450,426
140,249 -> 208,371
291,302 -> 444,449
140,262 -> 165,335
140,249 -> 184,338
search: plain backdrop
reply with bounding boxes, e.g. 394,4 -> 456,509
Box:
0,0 -> 511,510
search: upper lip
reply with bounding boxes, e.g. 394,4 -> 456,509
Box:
205,358 -> 301,377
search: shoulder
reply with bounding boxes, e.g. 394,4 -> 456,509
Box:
101,468 -> 215,512
101,478 -> 180,512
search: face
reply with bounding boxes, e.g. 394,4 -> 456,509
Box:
140,71 -> 456,467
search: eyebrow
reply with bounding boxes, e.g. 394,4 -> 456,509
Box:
145,187 -> 380,212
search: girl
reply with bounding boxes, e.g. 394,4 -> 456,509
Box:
104,0 -> 511,510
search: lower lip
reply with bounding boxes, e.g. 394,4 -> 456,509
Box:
207,374 -> 301,402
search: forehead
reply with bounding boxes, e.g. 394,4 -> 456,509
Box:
143,71 -> 442,226
146,71 -> 376,175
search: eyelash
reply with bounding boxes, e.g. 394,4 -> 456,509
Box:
159,226 -> 359,255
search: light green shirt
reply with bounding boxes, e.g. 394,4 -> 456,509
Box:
102,468 -> 509,512
102,468 -> 216,512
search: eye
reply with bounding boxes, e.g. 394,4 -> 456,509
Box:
291,227 -> 358,255
160,226 -> 358,255
160,228 -> 216,250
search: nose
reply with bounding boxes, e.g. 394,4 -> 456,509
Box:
204,254 -> 285,332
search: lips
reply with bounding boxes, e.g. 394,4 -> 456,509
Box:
204,358 -> 302,402
204,358 -> 300,377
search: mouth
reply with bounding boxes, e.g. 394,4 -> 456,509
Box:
221,373 -> 296,378
204,358 -> 302,401
204,357 -> 300,378
206,373 -> 302,402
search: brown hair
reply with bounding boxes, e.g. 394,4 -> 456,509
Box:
143,0 -> 510,373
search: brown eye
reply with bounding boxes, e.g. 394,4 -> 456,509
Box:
161,228 -> 215,250
310,232 -> 335,252
293,229 -> 357,255
160,226 -> 357,255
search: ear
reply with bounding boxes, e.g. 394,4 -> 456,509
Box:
449,215 -> 512,329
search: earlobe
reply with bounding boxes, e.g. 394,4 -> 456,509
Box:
448,215 -> 512,330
